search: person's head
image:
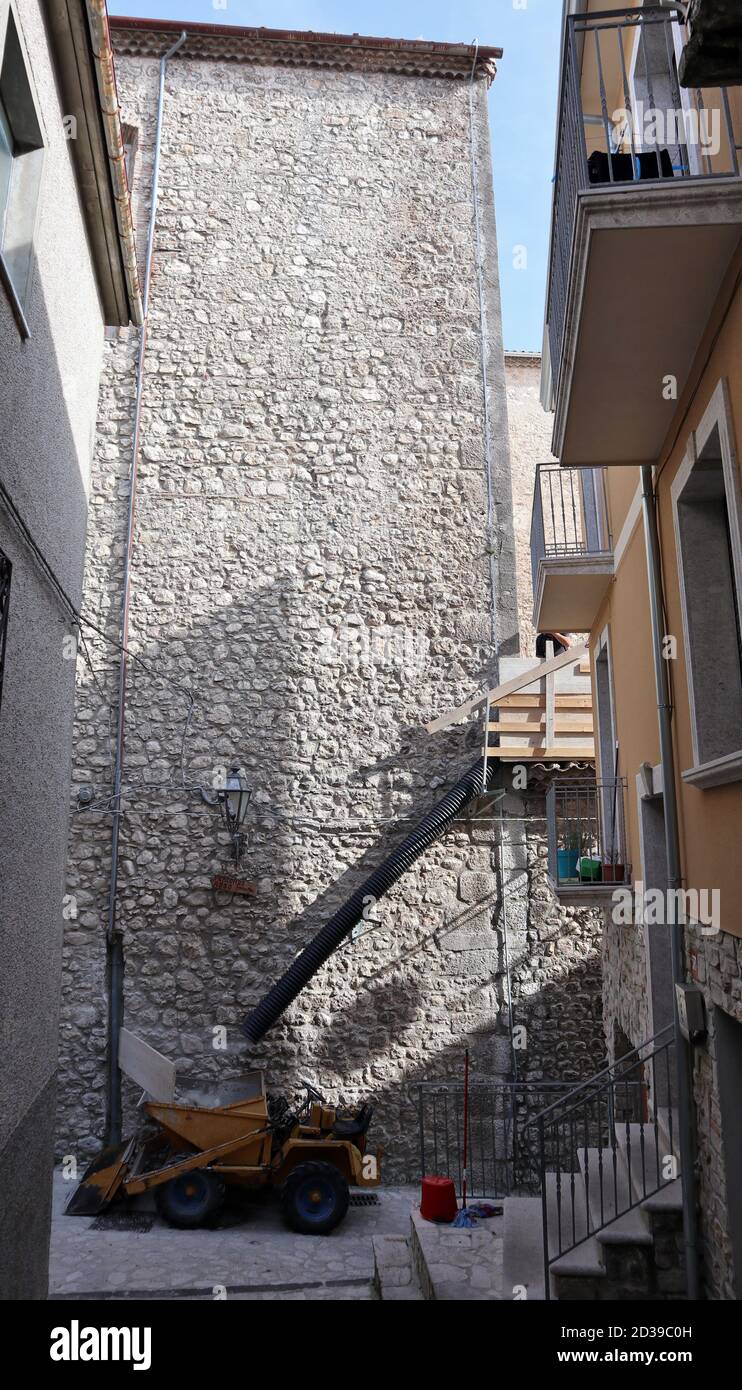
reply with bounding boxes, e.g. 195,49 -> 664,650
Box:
536,632 -> 568,658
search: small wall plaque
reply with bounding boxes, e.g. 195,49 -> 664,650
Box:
211,874 -> 257,896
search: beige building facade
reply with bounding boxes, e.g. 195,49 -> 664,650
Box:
538,0 -> 742,1298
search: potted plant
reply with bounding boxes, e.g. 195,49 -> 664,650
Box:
579,854 -> 603,883
602,855 -> 625,884
557,831 -> 582,883
602,758 -> 624,882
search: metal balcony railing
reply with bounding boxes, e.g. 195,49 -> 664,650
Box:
547,777 -> 630,888
547,5 -> 742,388
416,1079 -> 599,1198
530,464 -> 610,599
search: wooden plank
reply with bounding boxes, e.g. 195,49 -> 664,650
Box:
493,693 -> 592,710
490,718 -> 594,734
483,745 -> 595,760
426,645 -> 588,733
494,694 -> 545,708
491,720 -> 545,734
545,664 -> 555,748
119,1029 -> 176,1101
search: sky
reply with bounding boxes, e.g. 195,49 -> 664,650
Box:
109,0 -> 561,351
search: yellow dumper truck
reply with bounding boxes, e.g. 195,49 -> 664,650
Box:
67,1075 -> 380,1235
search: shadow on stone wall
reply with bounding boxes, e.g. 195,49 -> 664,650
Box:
59,554 -> 605,1177
58,558 -> 501,1162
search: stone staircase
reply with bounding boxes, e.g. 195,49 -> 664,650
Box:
373,1206 -> 504,1300
502,1118 -> 685,1301
374,1116 -> 683,1301
372,1233 -> 424,1301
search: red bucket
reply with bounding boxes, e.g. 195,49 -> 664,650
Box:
420,1176 -> 457,1223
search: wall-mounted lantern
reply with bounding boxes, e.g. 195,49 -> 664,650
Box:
220,763 -> 251,862
216,763 -> 251,865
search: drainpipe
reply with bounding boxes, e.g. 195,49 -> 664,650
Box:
640,464 -> 701,1301
105,30 -> 187,1147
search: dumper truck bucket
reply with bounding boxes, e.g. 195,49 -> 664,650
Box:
65,1139 -> 134,1216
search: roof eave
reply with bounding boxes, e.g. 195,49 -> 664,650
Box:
45,1 -> 142,327
109,17 -> 501,82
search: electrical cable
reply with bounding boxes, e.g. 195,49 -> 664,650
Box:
0,475 -> 195,710
0,470 -> 199,803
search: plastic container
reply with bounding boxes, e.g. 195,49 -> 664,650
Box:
578,857 -> 602,882
420,1176 -> 458,1223
557,848 -> 578,881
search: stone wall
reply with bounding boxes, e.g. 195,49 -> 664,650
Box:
504,353 -> 553,661
57,44 -> 604,1181
601,912 -> 651,1064
687,924 -> 742,1300
601,908 -> 742,1299
494,784 -> 603,1083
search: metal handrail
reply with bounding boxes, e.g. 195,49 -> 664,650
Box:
535,1026 -> 677,1299
527,1025 -> 673,1128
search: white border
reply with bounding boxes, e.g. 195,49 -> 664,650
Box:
671,378 -> 742,786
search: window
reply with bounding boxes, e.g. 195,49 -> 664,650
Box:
595,630 -> 617,788
672,380 -> 742,788
635,769 -> 674,1083
0,96 -> 12,231
0,10 -> 44,322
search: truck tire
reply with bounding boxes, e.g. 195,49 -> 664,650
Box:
281,1161 -> 350,1235
155,1169 -> 225,1229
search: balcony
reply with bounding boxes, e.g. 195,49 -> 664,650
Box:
530,463 -> 613,633
546,5 -> 742,467
546,777 -> 631,905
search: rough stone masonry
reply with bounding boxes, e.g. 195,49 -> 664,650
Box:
57,27 -> 603,1180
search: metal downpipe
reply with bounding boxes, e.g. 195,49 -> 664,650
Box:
640,464 -> 701,1301
104,30 -> 187,1147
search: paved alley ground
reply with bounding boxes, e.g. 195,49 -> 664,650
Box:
49,1172 -> 417,1301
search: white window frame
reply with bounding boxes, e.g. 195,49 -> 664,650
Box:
672,378 -> 742,789
0,3 -> 45,331
594,624 -> 618,786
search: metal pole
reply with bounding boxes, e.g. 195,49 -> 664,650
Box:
640,464 -> 701,1300
105,30 -> 187,1147
539,1114 -> 551,1301
462,1048 -> 470,1209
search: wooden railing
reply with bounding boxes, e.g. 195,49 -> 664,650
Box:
484,650 -> 594,764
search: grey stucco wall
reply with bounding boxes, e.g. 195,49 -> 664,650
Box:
0,0 -> 105,1299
